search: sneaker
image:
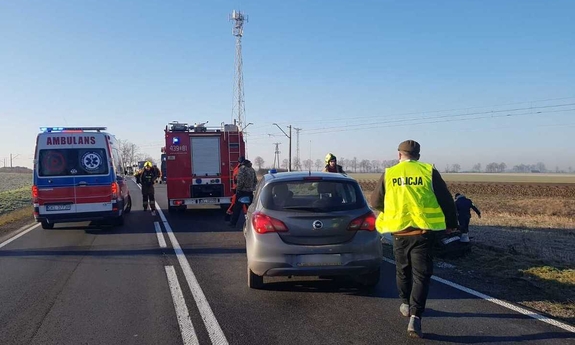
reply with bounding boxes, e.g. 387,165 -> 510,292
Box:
407,316 -> 423,338
460,233 -> 470,243
151,210 -> 157,216
400,303 -> 410,317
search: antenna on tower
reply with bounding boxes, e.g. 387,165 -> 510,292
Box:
229,9 -> 248,134
294,127 -> 302,171
273,142 -> 281,169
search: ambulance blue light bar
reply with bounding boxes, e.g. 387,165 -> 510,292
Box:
40,127 -> 107,133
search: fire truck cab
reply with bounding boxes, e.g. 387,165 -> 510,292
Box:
164,121 -> 245,212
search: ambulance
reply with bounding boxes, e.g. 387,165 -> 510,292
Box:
32,127 -> 132,229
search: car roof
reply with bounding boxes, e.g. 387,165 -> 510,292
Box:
262,171 -> 356,183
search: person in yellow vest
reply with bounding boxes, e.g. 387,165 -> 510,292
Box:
370,140 -> 457,339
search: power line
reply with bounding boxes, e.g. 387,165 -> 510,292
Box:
272,95 -> 575,126
247,102 -> 575,140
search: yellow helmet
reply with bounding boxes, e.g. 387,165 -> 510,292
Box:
325,153 -> 336,164
144,161 -> 153,168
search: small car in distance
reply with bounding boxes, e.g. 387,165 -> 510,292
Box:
244,171 -> 383,289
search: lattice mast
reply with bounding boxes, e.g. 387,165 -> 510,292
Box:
230,10 -> 248,131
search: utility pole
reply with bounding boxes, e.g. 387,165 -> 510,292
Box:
273,123 -> 292,171
273,142 -> 281,169
10,154 -> 20,168
294,127 -> 302,170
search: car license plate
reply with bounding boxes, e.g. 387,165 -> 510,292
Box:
296,254 -> 342,267
46,204 -> 72,211
196,198 -> 217,204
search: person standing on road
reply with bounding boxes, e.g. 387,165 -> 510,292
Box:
322,153 -> 345,173
229,159 -> 258,228
370,140 -> 458,338
454,193 -> 481,243
225,156 -> 246,221
137,161 -> 158,216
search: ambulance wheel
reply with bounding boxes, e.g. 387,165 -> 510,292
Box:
115,213 -> 125,226
124,195 -> 132,214
41,221 -> 54,229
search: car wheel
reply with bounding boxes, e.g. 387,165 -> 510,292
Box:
124,195 -> 132,214
359,268 -> 381,288
247,266 -> 264,289
41,221 -> 54,229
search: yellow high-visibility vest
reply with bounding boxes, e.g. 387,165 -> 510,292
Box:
375,160 -> 446,233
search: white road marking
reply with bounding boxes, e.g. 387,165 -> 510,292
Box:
157,201 -> 229,345
0,223 -> 41,249
165,266 -> 200,345
382,257 -> 575,333
155,221 -> 167,248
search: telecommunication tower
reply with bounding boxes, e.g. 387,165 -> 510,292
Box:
230,10 -> 248,132
294,128 -> 302,170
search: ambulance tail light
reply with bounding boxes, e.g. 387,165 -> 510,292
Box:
111,182 -> 119,199
32,185 -> 39,202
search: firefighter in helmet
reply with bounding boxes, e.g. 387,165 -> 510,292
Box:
323,153 -> 345,173
137,161 -> 158,216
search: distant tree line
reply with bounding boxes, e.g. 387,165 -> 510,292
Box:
254,156 -> 574,174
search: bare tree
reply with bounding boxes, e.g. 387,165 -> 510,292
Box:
118,139 -> 139,167
351,157 -> 358,173
254,156 -> 265,170
303,159 -> 313,171
293,157 -> 302,171
314,159 -> 323,171
451,164 -> 461,173
471,163 -> 482,172
281,159 -> 288,170
498,162 -> 507,173
371,160 -> 381,173
444,164 -> 451,173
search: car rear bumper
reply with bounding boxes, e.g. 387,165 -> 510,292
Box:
246,232 -> 383,277
251,258 -> 381,277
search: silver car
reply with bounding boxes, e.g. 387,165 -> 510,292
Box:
243,171 -> 383,289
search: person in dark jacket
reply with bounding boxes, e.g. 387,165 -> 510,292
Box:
136,161 -> 158,216
322,153 -> 345,173
454,193 -> 481,243
229,159 -> 258,227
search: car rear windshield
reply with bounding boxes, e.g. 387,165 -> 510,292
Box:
38,149 -> 109,177
261,180 -> 365,212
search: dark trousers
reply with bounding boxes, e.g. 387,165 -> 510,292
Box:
458,216 -> 470,233
230,191 -> 253,225
142,185 -> 156,211
393,232 -> 435,317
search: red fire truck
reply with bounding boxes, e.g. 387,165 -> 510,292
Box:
164,121 -> 245,212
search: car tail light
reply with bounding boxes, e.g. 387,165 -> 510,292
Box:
303,177 -> 323,181
348,212 -> 376,231
32,185 -> 39,201
111,182 -> 119,199
252,212 -> 288,234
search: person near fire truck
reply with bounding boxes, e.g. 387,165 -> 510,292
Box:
323,153 -> 345,173
229,159 -> 257,228
225,156 -> 246,221
137,161 -> 158,216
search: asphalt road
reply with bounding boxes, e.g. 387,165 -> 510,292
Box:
0,179 -> 573,345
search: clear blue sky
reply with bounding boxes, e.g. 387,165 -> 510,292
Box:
1,1 -> 574,171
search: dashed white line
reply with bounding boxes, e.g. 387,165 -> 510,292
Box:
381,257 -> 575,333
154,221 -> 167,248
157,201 -> 229,345
0,223 -> 40,249
165,266 -> 200,345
